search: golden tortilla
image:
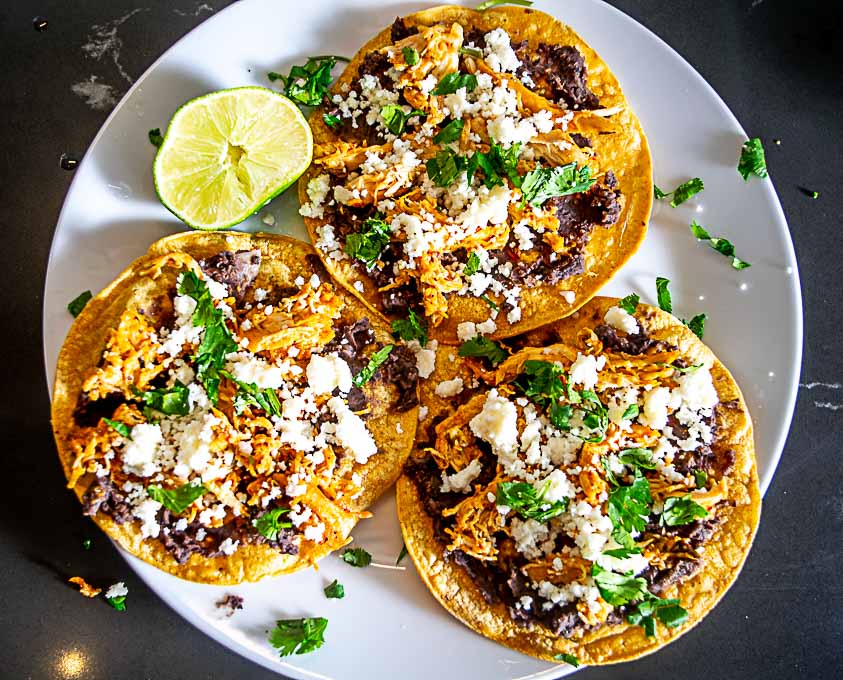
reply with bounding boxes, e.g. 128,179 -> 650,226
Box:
52,231 -> 417,584
300,5 -> 652,343
397,296 -> 760,664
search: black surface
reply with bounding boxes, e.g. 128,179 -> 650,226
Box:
1,1 -> 841,678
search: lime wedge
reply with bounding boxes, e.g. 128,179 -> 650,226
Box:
153,87 -> 313,230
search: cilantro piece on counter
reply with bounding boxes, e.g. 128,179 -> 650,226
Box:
341,547 -> 372,567
459,335 -> 508,365
105,594 -> 127,612
655,277 -> 672,313
617,447 -> 656,470
391,310 -> 428,346
520,162 -> 595,207
426,148 -> 464,187
554,653 -> 580,668
221,370 -> 282,416
480,294 -> 499,311
82,538 -> 92,550
496,481 -> 569,523
133,382 -> 191,417
592,563 -> 649,606
810,190 -> 819,199
269,55 -> 349,107
344,216 -> 391,267
380,104 -> 426,135
737,137 -> 768,180
694,470 -> 709,488
690,221 -> 751,270
402,46 -> 420,66
269,617 -> 328,656
618,293 -> 639,315
103,418 -> 132,439
396,544 -> 409,566
322,113 -> 341,128
627,597 -> 688,637
653,185 -> 668,199
433,119 -> 465,145
148,128 -> 164,148
252,507 -> 292,541
432,71 -> 478,95
459,45 -> 484,58
621,403 -> 639,420
67,290 -> 92,317
607,469 -> 652,548
660,495 -> 709,527
147,482 -> 207,514
684,313 -> 707,339
323,579 -> 345,599
352,345 -> 393,387
476,0 -> 534,11
463,251 -> 481,276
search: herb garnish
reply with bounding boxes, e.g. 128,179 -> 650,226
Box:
591,563 -> 649,606
177,271 -> 239,404
737,137 -> 768,180
402,46 -> 420,66
134,382 -> 191,417
660,495 -> 709,526
655,277 -> 672,313
602,546 -> 643,559
322,113 -> 341,128
396,544 -> 409,566
426,148 -> 464,187
352,345 -> 393,387
82,538 -> 92,550
68,290 -> 92,317
694,470 -> 708,488
432,72 -> 478,95
607,468 -> 652,548
618,293 -> 639,315
690,221 -> 751,269
324,579 -> 345,599
476,0 -> 534,11
269,618 -> 328,656
391,309 -> 429,346
147,483 -> 207,514
459,335 -> 508,365
496,481 -> 570,523
480,294 -> 499,311
621,403 -> 639,420
684,313 -> 707,339
105,593 -> 127,612
268,55 -> 349,107
459,45 -> 484,58
554,653 -> 580,667
653,185 -> 668,199
627,597 -> 688,637
617,447 -> 656,470
344,216 -> 391,267
341,547 -> 372,567
433,119 -> 465,145
252,507 -> 292,541
103,418 -> 132,439
653,178 -> 704,207
426,142 -> 521,189
520,162 -> 595,207
380,104 -> 426,135
221,370 -> 282,416
148,128 -> 164,148
463,251 -> 481,276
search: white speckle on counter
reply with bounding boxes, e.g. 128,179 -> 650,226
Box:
261,213 -> 275,226
698,295 -> 705,301
815,401 -> 843,411
71,76 -> 118,110
173,3 -> 215,17
695,204 -> 704,213
82,9 -> 149,84
800,382 -> 841,390
739,282 -> 749,291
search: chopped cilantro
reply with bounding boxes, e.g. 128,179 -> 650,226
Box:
554,653 -> 580,667
618,293 -> 639,315
221,370 -> 282,416
690,221 -> 751,270
684,313 -> 707,339
653,185 -> 668,199
463,251 -> 481,276
694,470 -> 708,488
480,294 -> 498,311
655,277 -> 672,313
82,538 -> 92,550
344,216 -> 391,267
627,596 -> 688,637
380,104 -> 426,135
269,55 -> 349,107
520,162 -> 595,207
602,546 -> 642,559
432,72 -> 478,95
607,468 -> 652,548
476,0 -> 534,10
433,119 -> 465,145
105,594 -> 127,612
426,148 -> 464,187
396,544 -> 409,566
252,507 -> 292,541
402,46 -> 419,66
134,382 -> 191,417
654,178 -> 704,206
103,418 -> 132,439
352,345 -> 393,387
660,495 -> 709,527
67,290 -> 92,317
496,481 -> 569,523
459,45 -> 483,58
341,547 -> 372,567
617,447 -> 656,470
811,190 -> 819,199
459,335 -> 508,365
148,128 -> 164,148
323,579 -> 345,599
147,483 -> 207,514
269,617 -> 328,656
391,309 -> 429,346
737,137 -> 768,181
592,563 -> 649,606
621,403 -> 639,420
322,113 -> 341,128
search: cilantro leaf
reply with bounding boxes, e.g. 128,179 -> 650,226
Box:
577,390 -> 609,443
480,294 -> 499,311
396,544 -> 409,566
134,382 -> 191,417
103,418 -> 132,439
391,309 -> 429,346
426,148 -> 464,187
402,46 -> 419,66
669,178 -> 704,207
147,483 -> 207,514
459,335 -> 508,365
685,313 -> 707,339
618,293 -> 639,315
690,220 -> 751,270
324,579 -> 345,599
607,469 -> 652,548
323,113 -> 341,128
660,495 -> 709,527
380,104 -> 426,135
496,481 -> 569,523
221,370 -> 282,416
617,447 -> 656,470
737,137 -> 768,181
352,345 -> 393,387
252,507 -> 292,541
520,162 -> 595,207
433,119 -> 465,145
269,617 -> 328,656
344,216 -> 391,267
269,55 -> 349,107
621,403 -> 639,420
592,563 -> 649,606
653,185 -> 668,199
459,45 -> 484,58
655,277 -> 672,313
602,546 -> 643,559
627,596 -> 687,637
148,128 -> 164,148
82,538 -> 92,550
105,594 -> 127,611
341,547 -> 372,567
432,72 -> 478,95
517,360 -> 565,406
463,251 -> 481,276
68,290 -> 93,317
476,0 -> 534,10
554,653 -> 580,667
694,470 -> 708,488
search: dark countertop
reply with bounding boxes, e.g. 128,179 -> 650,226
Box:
1,1 -> 840,678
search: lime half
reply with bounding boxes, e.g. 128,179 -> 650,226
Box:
153,87 -> 313,230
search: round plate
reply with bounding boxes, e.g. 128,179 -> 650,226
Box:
42,1 -> 802,678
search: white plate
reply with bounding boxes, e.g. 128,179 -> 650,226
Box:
43,0 -> 802,678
